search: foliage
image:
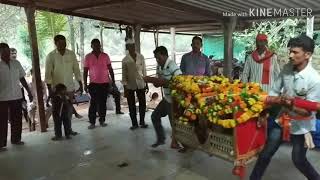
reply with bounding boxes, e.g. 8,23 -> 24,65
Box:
0,5 -> 24,42
18,27 -> 32,61
35,11 -> 68,42
234,18 -> 305,54
18,26 -> 47,65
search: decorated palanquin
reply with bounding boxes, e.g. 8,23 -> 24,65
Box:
170,75 -> 268,179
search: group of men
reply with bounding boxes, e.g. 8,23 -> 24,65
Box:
0,31 -> 319,179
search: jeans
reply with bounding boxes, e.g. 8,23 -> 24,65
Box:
250,125 -> 320,180
151,99 -> 173,142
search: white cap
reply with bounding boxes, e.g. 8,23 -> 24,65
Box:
125,38 -> 135,45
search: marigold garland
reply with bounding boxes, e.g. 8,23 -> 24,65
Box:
171,75 -> 267,128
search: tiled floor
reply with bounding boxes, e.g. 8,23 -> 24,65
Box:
0,112 -> 319,180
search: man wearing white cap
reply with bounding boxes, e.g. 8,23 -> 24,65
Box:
122,39 -> 148,130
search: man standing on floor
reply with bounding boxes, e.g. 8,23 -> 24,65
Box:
179,36 -> 211,152
45,35 -> 83,136
84,39 -> 116,129
0,43 -> 33,151
241,34 -> 281,133
122,39 -> 148,130
250,35 -> 320,180
10,48 -> 31,125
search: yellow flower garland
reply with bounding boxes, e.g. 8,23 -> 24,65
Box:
171,75 -> 267,128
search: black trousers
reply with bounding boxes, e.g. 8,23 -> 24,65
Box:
53,110 -> 71,137
88,83 -> 109,125
21,88 -> 30,123
126,89 -> 146,126
111,87 -> 121,112
0,99 -> 23,148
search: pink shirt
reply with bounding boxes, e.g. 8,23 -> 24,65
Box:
84,52 -> 111,83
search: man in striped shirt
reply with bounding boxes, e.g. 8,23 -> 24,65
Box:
143,46 -> 181,149
241,34 -> 280,92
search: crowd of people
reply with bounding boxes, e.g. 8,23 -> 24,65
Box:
0,33 -> 319,179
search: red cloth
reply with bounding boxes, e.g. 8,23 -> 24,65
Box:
278,114 -> 291,141
294,98 -> 318,111
251,49 -> 273,84
235,116 -> 266,156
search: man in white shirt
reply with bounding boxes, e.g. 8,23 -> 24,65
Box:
0,43 -> 33,151
250,35 -> 320,180
122,39 -> 148,130
10,48 -> 31,126
144,46 -> 182,148
45,35 -> 83,135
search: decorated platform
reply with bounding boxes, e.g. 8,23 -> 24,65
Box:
171,75 -> 268,179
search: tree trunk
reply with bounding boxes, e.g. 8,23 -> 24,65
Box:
68,16 -> 75,52
79,20 -> 85,70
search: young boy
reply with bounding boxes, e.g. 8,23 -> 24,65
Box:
51,84 -> 72,140
144,46 -> 182,148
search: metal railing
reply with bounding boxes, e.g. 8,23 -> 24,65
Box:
112,52 -> 186,80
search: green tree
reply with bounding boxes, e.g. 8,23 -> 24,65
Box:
0,5 -> 24,42
234,18 -> 305,53
18,27 -> 31,60
35,11 -> 67,42
18,26 -> 47,65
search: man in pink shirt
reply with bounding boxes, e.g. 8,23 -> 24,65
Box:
83,39 -> 115,129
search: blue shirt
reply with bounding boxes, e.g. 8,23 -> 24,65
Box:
180,51 -> 211,76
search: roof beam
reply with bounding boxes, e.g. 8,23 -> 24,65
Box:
145,20 -> 218,28
137,0 -> 223,22
66,0 -> 135,11
0,0 -> 134,25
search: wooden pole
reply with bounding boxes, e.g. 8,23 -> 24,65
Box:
153,29 -> 159,47
79,20 -> 85,71
307,16 -> 314,61
134,24 -> 141,53
25,6 -> 47,132
99,22 -> 104,51
223,16 -> 237,79
170,27 -> 176,62
67,16 -> 75,52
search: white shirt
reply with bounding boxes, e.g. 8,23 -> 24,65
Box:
122,53 -> 147,90
241,53 -> 280,92
45,49 -> 81,91
270,62 -> 320,134
0,60 -> 26,101
157,59 -> 182,103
